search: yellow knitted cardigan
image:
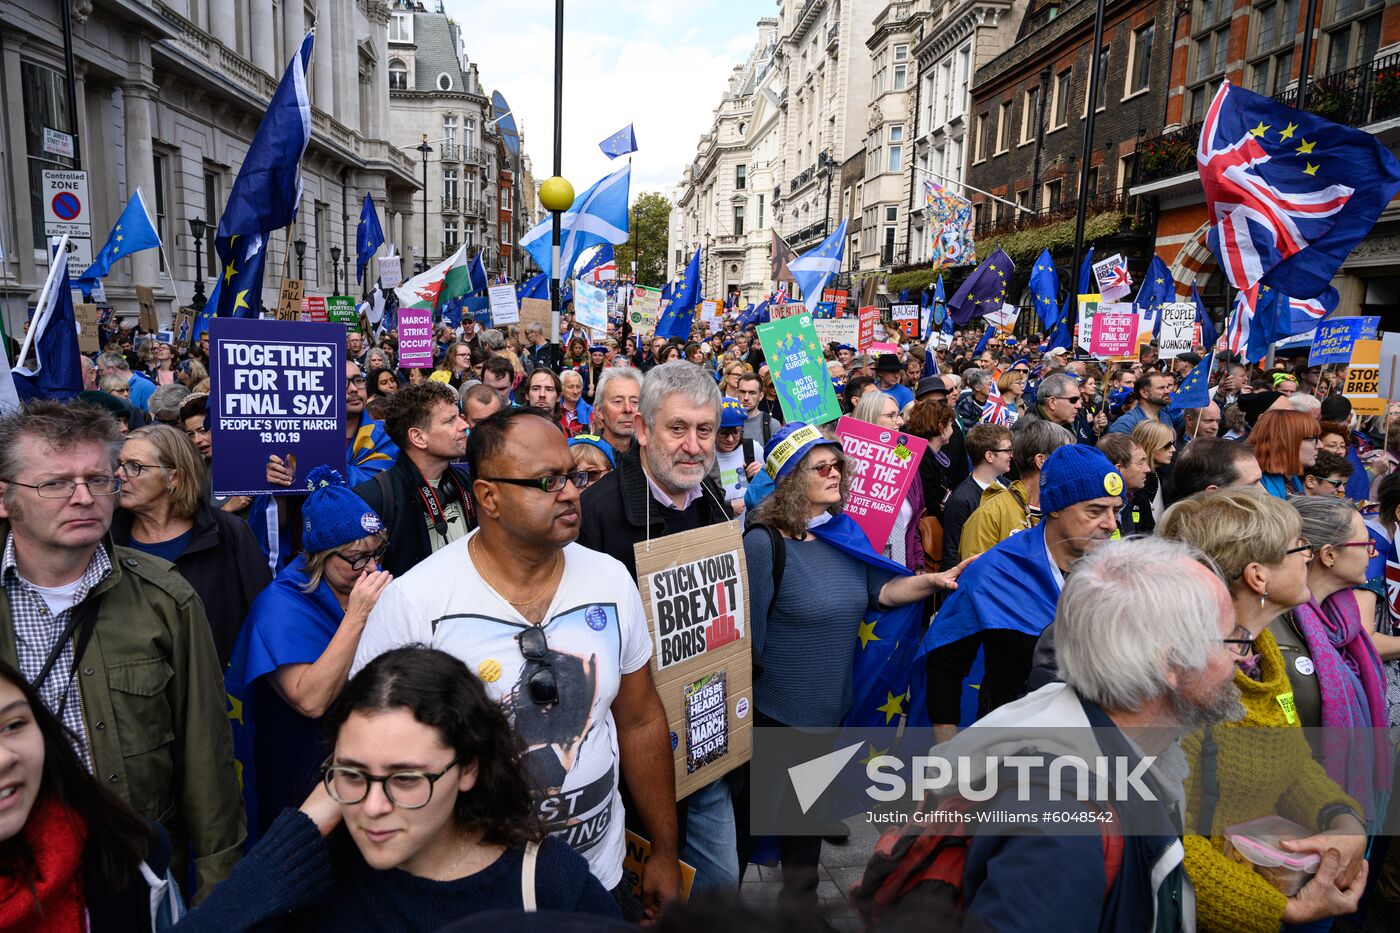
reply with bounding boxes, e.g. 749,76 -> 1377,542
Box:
1180,628 -> 1361,933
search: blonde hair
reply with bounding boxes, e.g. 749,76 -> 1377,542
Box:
1158,487 -> 1299,582
569,444 -> 612,473
1130,420 -> 1176,466
124,424 -> 205,519
301,532 -> 387,593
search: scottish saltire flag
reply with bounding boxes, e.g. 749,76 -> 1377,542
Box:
1199,80 -> 1400,300
14,241 -> 82,401
1028,249 -> 1061,331
598,123 -> 638,159
77,190 -> 161,288
520,163 -> 630,279
468,252 -> 488,294
788,220 -> 848,304
656,248 -> 701,339
356,193 -> 384,284
1134,255 -> 1174,338
213,30 -> 314,318
1172,352 -> 1215,410
1192,284 -> 1219,350
947,248 -> 1014,325
1228,282 -> 1339,362
980,379 -> 1011,425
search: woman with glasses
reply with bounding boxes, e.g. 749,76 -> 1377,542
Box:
1129,420 -> 1176,534
224,466 -> 393,839
1158,488 -> 1369,931
1276,496 -> 1392,830
1251,408 -> 1322,499
720,361 -> 746,397
111,425 -> 271,665
996,367 -> 1028,422
180,648 -> 617,931
852,390 -> 926,569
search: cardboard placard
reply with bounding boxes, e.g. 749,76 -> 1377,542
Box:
623,832 -> 696,903
770,301 -> 807,320
326,295 -> 358,331
1310,316 -> 1380,366
756,313 -> 844,425
835,416 -> 928,552
629,285 -> 661,334
174,310 -> 192,350
1092,253 -> 1131,300
302,295 -> 328,323
1089,304 -> 1139,360
1346,339 -> 1386,416
574,280 -> 608,331
397,307 -> 434,368
276,278 -> 305,322
632,524 -> 752,799
75,302 -> 99,352
209,318 -> 346,496
700,299 -> 723,324
858,306 -> 880,352
519,297 -> 555,338
135,285 -> 158,332
1157,302 -> 1197,356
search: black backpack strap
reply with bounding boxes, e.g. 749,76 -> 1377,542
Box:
742,523 -> 785,616
373,468 -> 396,531
762,410 -> 772,443
742,439 -> 757,466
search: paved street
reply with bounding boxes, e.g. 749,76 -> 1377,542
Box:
740,817 -> 882,929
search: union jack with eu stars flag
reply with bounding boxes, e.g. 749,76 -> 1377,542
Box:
1198,80 -> 1400,301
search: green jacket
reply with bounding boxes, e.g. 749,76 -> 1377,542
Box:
0,522 -> 244,900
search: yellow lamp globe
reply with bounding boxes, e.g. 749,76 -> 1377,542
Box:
539,176 -> 575,213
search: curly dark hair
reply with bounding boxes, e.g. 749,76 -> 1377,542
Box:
379,380 -> 460,448
325,647 -> 544,847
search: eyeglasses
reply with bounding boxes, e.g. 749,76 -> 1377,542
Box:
1221,637 -> 1255,657
1303,435 -> 1320,444
347,375 -> 368,388
322,757 -> 461,809
1313,476 -> 1347,490
5,476 -> 122,498
1051,396 -> 1083,405
117,460 -> 166,478
1286,542 -> 1316,559
808,459 -> 846,478
481,471 -> 595,494
1331,540 -> 1378,556
517,626 -> 559,706
335,545 -> 387,571
990,447 -> 1014,455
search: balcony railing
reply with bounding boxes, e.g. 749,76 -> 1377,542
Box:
972,189 -> 1151,239
461,198 -> 485,217
789,218 -> 829,247
441,196 -> 460,213
440,143 -> 461,161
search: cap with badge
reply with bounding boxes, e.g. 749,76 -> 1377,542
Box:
1038,444 -> 1125,514
720,397 -> 747,429
568,433 -> 617,467
762,421 -> 842,480
303,465 -> 385,553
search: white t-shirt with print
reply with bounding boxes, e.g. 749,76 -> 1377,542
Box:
715,447 -> 749,502
352,531 -> 653,889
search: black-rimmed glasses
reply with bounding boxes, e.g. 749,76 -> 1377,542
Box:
5,476 -> 122,499
321,757 -> 460,808
335,545 -> 387,571
1222,638 -> 1254,657
517,626 -> 559,706
482,471 -> 594,494
118,460 -> 166,478
1286,542 -> 1316,559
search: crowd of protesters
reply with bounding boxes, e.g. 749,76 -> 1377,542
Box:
1,301 -> 1398,933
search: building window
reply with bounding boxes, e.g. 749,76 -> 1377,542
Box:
1021,85 -> 1040,144
152,152 -> 169,272
1128,23 -> 1153,95
1085,47 -> 1109,114
882,225 -> 896,265
955,46 -> 971,120
444,220 -> 459,252
1052,69 -> 1071,128
1117,153 -> 1138,192
867,128 -> 882,178
437,73 -> 453,92
203,169 -> 220,278
314,203 -> 325,285
1249,0 -> 1298,96
1325,0 -> 1382,74
995,101 -> 1011,153
893,61 -> 908,91
1086,165 -> 1100,198
736,163 -> 746,190
887,125 -> 903,172
20,61 -> 75,249
1016,189 -> 1029,211
389,59 -> 407,91
1188,0 -> 1232,122
443,168 -> 458,201
973,112 -> 989,162
388,13 -> 412,42
1044,178 -> 1063,209
464,117 -> 476,148
757,194 -> 764,228
734,205 -> 745,236
443,115 -> 458,147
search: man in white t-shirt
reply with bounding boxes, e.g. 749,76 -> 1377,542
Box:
709,397 -> 756,516
352,408 -> 678,920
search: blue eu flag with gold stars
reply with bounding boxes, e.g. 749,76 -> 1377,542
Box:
947,248 -> 1014,325
1134,255 -> 1174,337
1172,351 -> 1214,410
656,248 -> 701,339
598,123 -> 638,159
77,190 -> 161,289
356,193 -> 384,285
1027,248 -> 1060,331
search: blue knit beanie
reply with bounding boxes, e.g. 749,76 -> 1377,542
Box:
1038,444 -> 1125,514
302,465 -> 385,553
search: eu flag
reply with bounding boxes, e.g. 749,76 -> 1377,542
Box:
517,272 -> 549,301
1134,255 -> 1174,337
355,193 -> 384,284
1191,284 -> 1218,351
14,242 -> 83,401
468,252 -> 488,295
1199,80 -> 1400,300
1027,248 -> 1060,331
656,249 -> 701,339
947,248 -> 1014,325
77,190 -> 161,287
213,30 -> 314,318
192,274 -> 222,341
972,324 -> 995,355
598,123 -> 638,159
1172,352 -> 1215,410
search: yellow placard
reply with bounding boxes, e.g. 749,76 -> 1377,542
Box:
1344,339 -> 1385,416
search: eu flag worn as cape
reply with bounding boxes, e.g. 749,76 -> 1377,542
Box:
356,193 -> 384,284
947,248 -> 1014,325
77,189 -> 161,288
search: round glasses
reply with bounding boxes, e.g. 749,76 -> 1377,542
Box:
6,476 -> 122,498
335,545 -> 387,571
322,757 -> 460,809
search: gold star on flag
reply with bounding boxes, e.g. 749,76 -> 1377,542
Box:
115,224 -> 122,232
857,619 -> 880,650
1303,162 -> 1319,176
875,691 -> 905,724
1296,138 -> 1316,155
858,743 -> 890,767
223,261 -> 236,284
233,289 -> 251,313
1278,122 -> 1298,140
1249,121 -> 1270,138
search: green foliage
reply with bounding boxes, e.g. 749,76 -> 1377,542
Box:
613,192 -> 672,286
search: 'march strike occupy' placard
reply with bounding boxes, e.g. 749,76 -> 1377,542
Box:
210,318 -> 346,496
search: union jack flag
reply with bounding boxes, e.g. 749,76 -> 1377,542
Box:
774,283 -> 789,304
1199,80 -> 1400,300
1225,282 -> 1338,362
1385,535 -> 1400,619
980,379 -> 1012,425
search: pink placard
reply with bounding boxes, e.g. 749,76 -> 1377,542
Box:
1089,311 -> 1139,359
834,415 -> 928,553
397,307 -> 435,369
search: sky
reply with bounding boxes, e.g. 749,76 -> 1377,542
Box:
442,0 -> 768,204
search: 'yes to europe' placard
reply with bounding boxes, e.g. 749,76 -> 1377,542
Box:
757,314 -> 843,425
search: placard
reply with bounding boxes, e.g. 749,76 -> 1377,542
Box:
326,295 -> 358,330
770,301 -> 807,320
519,297 -> 554,338
376,255 -> 402,289
276,278 -> 305,322
1347,339 -> 1386,416
858,305 -> 880,352
397,306 -> 434,369
629,285 -> 661,333
174,310 -> 192,349
210,318 -> 346,496
889,303 -> 919,322
1310,316 -> 1380,366
574,280 -> 608,332
75,302 -> 99,353
813,317 -> 859,349
756,313 -> 844,425
835,416 -> 928,552
633,524 -> 752,798
1089,305 -> 1139,359
301,295 -> 328,322
1157,302 -> 1197,356
1092,253 -> 1131,300
700,299 -> 723,324
488,283 -> 520,325
135,284 -> 158,332
623,832 -> 696,904
1075,294 -> 1102,353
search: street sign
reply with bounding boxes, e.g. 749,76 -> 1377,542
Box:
43,127 -> 74,159
42,170 -> 90,238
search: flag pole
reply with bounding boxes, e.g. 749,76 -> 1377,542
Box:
1067,0 -> 1108,346
18,234 -> 70,368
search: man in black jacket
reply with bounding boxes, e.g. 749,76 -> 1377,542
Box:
353,381 -> 475,576
577,360 -> 736,893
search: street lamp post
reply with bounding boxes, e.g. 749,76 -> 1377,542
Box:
293,238 -> 307,281
330,245 -> 342,295
187,217 -> 207,311
538,0 -> 573,366
416,133 -> 433,273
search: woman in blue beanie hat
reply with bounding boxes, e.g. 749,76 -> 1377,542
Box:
224,465 -> 394,839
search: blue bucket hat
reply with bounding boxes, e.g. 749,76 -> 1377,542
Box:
720,397 -> 747,428
763,422 -> 841,481
303,465 -> 385,553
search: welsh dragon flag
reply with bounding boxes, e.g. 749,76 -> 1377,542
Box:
394,245 -> 472,312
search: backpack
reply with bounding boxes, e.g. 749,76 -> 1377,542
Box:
850,795 -> 1122,929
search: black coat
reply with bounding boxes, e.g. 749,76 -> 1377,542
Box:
352,454 -> 476,578
577,443 -> 730,580
111,500 -> 271,666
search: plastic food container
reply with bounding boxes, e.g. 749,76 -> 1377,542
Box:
1224,815 -> 1321,896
